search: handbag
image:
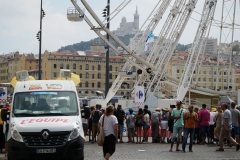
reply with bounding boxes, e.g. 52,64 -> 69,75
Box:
97,115 -> 105,146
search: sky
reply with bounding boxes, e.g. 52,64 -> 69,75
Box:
0,0 -> 239,54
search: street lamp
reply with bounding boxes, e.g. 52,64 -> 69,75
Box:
102,1 -> 110,100
36,0 -> 46,80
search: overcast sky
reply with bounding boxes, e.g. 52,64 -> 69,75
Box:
0,0 -> 239,54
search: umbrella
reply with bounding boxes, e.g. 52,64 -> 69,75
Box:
10,76 -> 36,88
56,73 -> 80,86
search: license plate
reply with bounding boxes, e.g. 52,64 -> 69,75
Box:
36,149 -> 56,154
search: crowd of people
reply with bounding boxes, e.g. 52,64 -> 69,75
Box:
82,101 -> 240,160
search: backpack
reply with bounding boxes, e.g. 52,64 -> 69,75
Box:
162,112 -> 169,121
116,109 -> 124,123
127,115 -> 135,128
92,110 -> 101,123
136,115 -> 143,126
1,108 -> 7,121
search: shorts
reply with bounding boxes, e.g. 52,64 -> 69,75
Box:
143,122 -> 150,129
232,126 -> 240,136
82,123 -> 87,132
103,134 -> 116,157
161,121 -> 168,129
118,124 -> 124,134
200,126 -> 210,137
4,132 -> 8,141
92,123 -> 99,134
128,128 -> 134,134
172,126 -> 182,142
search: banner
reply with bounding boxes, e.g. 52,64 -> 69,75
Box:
134,86 -> 145,106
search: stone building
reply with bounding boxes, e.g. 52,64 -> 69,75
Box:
112,7 -> 139,36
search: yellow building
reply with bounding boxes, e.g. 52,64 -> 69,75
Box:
0,60 -> 8,83
41,50 -> 135,97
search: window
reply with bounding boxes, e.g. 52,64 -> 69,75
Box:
79,82 -> 82,87
97,82 -> 101,88
115,67 -> 118,71
198,78 -> 201,81
79,65 -> 82,70
92,83 -> 94,87
98,73 -> 101,78
214,78 -> 216,82
219,72 -> 221,75
85,82 -> 88,87
224,79 -> 226,82
109,65 -> 112,71
92,66 -> 95,70
204,70 -> 206,74
30,67 -> 31,70
224,72 -> 226,75
214,71 -> 216,75
98,64 -> 101,70
177,70 -> 179,73
54,64 -> 57,69
193,78 -> 196,81
60,63 -> 64,69
121,92 -> 124,95
73,63 -> 76,69
193,70 -> 196,74
92,74 -> 94,79
86,64 -> 89,70
109,82 -> 112,88
219,78 -> 221,82
54,72 -> 57,77
86,72 -> 89,78
209,78 -> 211,82
203,78 -> 206,81
66,64 -> 70,69
79,74 -> 82,78
109,73 -> 112,79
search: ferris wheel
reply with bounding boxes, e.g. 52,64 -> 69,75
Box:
69,0 -> 240,106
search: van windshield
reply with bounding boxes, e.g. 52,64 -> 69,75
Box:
13,91 -> 78,117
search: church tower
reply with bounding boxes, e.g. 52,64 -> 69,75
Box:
134,6 -> 139,30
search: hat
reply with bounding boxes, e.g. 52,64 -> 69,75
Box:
211,108 -> 217,112
155,108 -> 160,111
129,108 -> 133,111
162,108 -> 169,112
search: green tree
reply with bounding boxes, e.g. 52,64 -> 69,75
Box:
232,44 -> 240,51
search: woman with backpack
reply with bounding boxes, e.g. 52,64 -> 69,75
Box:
143,108 -> 150,143
126,108 -> 135,143
135,108 -> 144,144
161,108 -> 169,143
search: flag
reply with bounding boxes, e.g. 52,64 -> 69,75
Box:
144,31 -> 154,51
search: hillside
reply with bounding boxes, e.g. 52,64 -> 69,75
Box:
58,34 -> 190,53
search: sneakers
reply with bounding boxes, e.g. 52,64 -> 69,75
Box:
182,150 -> 185,153
189,149 -> 193,152
236,144 -> 240,151
216,148 -> 224,152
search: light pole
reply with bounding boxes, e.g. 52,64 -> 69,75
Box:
103,1 -> 110,101
36,0 -> 45,80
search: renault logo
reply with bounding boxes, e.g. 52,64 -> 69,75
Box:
42,131 -> 49,139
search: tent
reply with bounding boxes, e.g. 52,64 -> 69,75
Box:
218,96 -> 235,108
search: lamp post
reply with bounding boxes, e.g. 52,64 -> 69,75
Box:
103,1 -> 110,100
36,0 -> 45,80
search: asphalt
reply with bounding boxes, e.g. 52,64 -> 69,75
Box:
1,137 -> 240,160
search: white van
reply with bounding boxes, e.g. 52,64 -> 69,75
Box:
7,71 -> 84,160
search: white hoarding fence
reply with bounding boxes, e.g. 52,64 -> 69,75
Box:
134,86 -> 145,106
